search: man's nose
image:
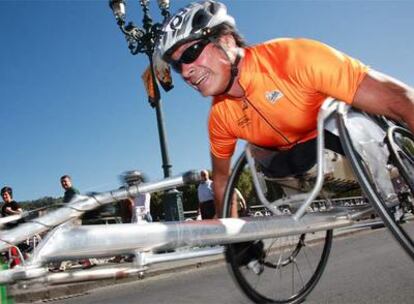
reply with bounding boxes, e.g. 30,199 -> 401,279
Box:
181,63 -> 194,79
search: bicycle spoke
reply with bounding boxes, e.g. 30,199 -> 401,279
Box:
294,258 -> 306,289
291,257 -> 297,296
302,243 -> 315,275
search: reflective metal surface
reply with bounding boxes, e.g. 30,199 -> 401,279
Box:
32,211 -> 352,263
0,171 -> 200,252
136,246 -> 224,266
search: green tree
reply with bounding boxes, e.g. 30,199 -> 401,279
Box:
179,184 -> 198,211
149,191 -> 164,221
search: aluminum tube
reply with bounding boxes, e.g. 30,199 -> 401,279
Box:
2,266 -> 147,285
38,266 -> 146,285
0,214 -> 25,226
341,220 -> 384,231
138,246 -> 224,265
0,170 -> 200,252
33,211 -> 353,263
0,195 -> 103,252
294,98 -> 339,220
245,146 -> 282,215
349,206 -> 376,220
135,176 -> 184,193
0,265 -> 49,284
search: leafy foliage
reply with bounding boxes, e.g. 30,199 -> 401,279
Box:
18,196 -> 62,211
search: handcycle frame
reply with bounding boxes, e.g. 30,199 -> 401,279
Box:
0,99 -> 411,291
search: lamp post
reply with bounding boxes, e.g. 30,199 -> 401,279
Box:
109,0 -> 184,221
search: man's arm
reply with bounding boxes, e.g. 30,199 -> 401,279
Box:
352,70 -> 414,133
5,206 -> 22,215
211,154 -> 232,218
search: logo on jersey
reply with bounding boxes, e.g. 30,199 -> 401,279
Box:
265,90 -> 283,104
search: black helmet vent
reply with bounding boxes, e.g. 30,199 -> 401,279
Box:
209,1 -> 219,14
192,9 -> 210,32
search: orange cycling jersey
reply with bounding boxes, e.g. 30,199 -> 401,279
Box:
208,38 -> 369,159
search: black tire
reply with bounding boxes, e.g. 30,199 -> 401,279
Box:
223,152 -> 333,304
337,114 -> 414,260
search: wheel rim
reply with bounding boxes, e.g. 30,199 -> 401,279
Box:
224,153 -> 333,303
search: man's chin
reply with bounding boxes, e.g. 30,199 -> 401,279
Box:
198,83 -> 227,97
200,90 -> 210,97
198,87 -> 215,97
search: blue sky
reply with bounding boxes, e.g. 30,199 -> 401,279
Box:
1,0 -> 413,201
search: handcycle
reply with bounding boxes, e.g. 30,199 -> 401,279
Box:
0,99 -> 413,304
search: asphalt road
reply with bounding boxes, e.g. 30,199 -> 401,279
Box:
36,225 -> 414,304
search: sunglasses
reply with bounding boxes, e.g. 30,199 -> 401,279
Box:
169,40 -> 210,73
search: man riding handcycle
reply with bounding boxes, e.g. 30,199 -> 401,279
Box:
153,1 -> 414,302
0,2 -> 413,303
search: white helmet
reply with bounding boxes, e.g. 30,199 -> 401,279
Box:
157,1 -> 235,61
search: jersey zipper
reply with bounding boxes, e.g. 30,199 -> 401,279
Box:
243,96 -> 291,145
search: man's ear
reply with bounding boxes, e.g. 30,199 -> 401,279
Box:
217,34 -> 239,63
218,34 -> 236,50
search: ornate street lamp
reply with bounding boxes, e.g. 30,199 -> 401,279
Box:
109,0 -> 184,221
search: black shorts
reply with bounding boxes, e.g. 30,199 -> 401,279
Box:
200,200 -> 216,220
256,130 -> 344,178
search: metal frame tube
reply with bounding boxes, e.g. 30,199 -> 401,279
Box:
293,98 -> 339,220
0,170 -> 200,252
0,211 -> 354,284
31,211 -> 352,264
25,266 -> 147,285
243,98 -> 341,220
136,246 -> 224,266
0,214 -> 24,226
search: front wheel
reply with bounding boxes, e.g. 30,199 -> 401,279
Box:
223,152 -> 333,303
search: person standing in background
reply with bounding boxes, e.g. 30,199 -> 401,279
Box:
197,170 -> 215,219
1,186 -> 22,217
123,170 -> 152,224
59,175 -> 94,269
60,175 -> 80,203
1,186 -> 28,267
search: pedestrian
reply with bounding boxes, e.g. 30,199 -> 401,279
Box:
59,175 -> 94,269
1,186 -> 28,267
1,186 -> 23,218
123,170 -> 152,224
112,171 -> 152,263
155,0 -> 414,218
60,175 -> 80,203
117,186 -> 133,224
131,191 -> 152,223
197,170 -> 215,219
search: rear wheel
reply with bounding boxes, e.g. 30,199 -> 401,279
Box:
387,126 -> 414,194
223,152 -> 333,303
338,114 -> 414,260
